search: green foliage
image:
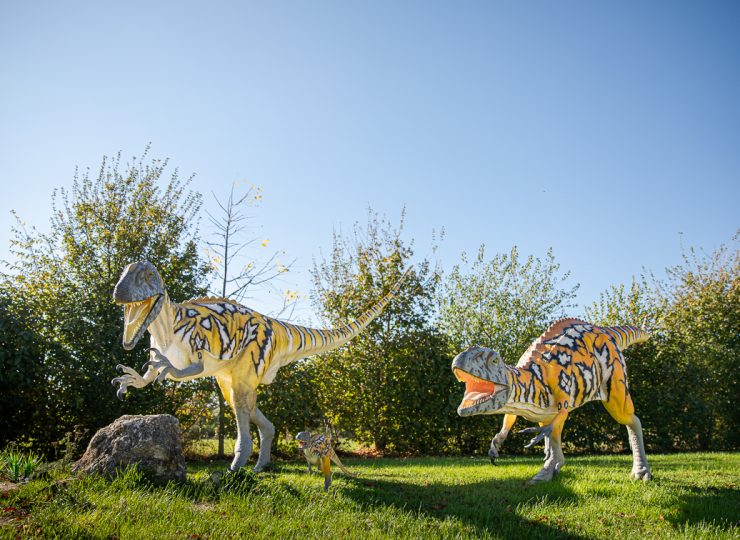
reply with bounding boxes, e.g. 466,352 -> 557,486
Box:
656,238 -> 739,450
309,211 -> 448,453
439,245 -> 578,359
261,210 -> 452,453
439,245 -> 578,454
584,234 -> 739,452
0,285 -> 44,449
1,449 -> 42,482
1,148 -> 211,453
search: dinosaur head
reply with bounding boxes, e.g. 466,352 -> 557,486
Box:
113,261 -> 166,350
295,431 -> 312,449
452,346 -> 511,417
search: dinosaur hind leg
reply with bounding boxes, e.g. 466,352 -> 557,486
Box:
228,388 -> 255,472
602,395 -> 651,481
522,420 -> 566,484
321,455 -> 332,491
519,405 -> 568,484
489,414 -> 517,465
250,406 -> 275,472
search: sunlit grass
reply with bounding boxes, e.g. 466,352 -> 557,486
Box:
1,453 -> 737,539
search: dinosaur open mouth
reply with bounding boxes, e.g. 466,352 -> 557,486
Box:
453,368 -> 508,414
117,294 -> 163,350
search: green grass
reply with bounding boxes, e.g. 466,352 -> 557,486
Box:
1,453 -> 737,539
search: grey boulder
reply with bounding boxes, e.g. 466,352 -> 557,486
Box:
73,414 -> 186,484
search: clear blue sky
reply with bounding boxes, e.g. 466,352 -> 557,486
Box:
1,1 -> 738,320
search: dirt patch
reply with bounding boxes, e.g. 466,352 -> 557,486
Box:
192,502 -> 216,513
0,482 -> 18,495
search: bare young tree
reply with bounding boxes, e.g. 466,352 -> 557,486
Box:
206,182 -> 297,457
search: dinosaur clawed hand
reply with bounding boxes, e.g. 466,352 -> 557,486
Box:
143,347 -> 174,382
518,424 -> 554,449
111,364 -> 146,400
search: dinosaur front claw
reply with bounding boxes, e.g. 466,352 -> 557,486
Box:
142,348 -> 174,382
112,364 -> 147,399
519,424 -> 554,449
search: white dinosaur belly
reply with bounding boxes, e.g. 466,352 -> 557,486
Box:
499,402 -> 558,423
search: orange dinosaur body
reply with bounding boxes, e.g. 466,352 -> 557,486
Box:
453,318 -> 652,483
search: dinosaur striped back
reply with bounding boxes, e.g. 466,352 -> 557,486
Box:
600,325 -> 650,350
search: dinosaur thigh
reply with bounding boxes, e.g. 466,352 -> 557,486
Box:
304,451 -> 321,466
594,336 -> 632,419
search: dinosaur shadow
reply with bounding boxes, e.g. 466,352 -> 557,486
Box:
338,457 -> 589,540
670,484 -> 739,530
658,480 -> 740,534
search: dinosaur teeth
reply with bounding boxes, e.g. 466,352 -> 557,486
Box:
464,391 -> 491,402
123,297 -> 156,345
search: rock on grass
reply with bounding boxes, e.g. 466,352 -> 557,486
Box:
73,414 -> 186,484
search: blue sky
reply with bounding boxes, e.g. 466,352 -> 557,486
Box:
1,1 -> 738,321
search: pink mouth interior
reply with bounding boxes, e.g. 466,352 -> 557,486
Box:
455,369 -> 497,408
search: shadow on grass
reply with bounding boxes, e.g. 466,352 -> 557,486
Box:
182,457 -> 739,536
672,485 -> 740,530
339,465 -> 588,540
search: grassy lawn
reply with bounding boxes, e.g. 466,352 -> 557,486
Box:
1,453 -> 737,539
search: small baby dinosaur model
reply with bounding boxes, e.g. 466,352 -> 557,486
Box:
296,431 -> 356,491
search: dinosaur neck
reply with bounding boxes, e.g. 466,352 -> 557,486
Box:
504,366 -> 550,407
504,367 -> 520,404
148,292 -> 175,350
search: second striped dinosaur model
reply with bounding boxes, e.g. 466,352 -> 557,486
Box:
452,318 -> 652,483
111,260 -> 409,473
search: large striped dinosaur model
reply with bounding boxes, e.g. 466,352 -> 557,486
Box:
111,260 -> 407,472
452,318 -> 651,483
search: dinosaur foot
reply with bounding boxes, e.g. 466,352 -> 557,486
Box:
630,466 -> 652,481
527,458 -> 562,484
253,460 -> 273,473
527,465 -> 556,484
488,446 -> 499,465
518,424 -> 554,449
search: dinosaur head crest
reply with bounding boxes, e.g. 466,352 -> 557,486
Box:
113,260 -> 166,350
452,346 -> 510,417
295,431 -> 312,449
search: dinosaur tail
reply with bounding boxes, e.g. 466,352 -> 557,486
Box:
601,325 -> 650,350
270,268 -> 411,360
331,451 -> 357,477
